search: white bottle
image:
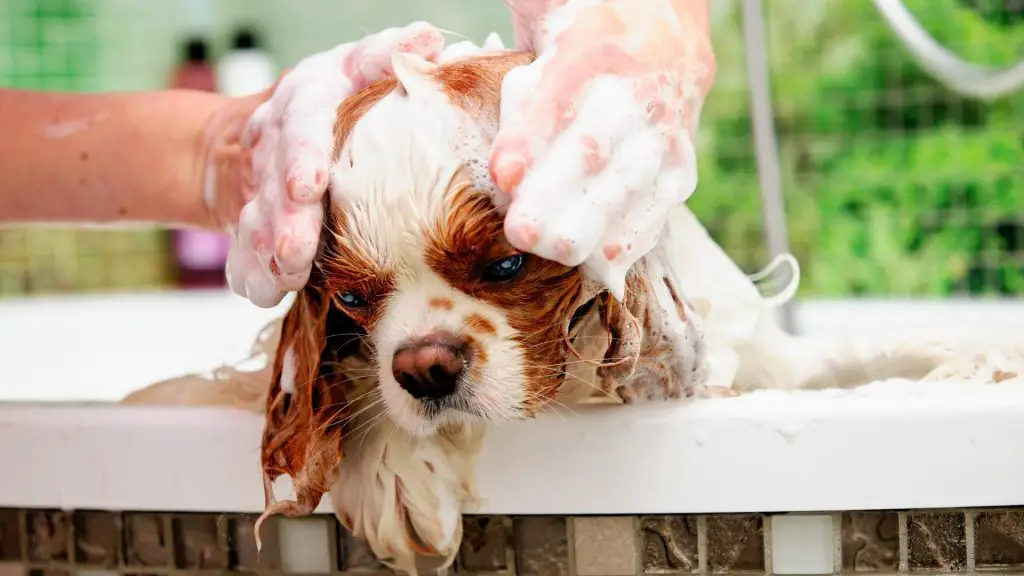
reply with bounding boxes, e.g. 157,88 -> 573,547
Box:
216,27 -> 277,97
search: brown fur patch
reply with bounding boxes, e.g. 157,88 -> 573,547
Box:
429,297 -> 455,311
464,313 -> 497,336
318,208 -> 396,331
429,52 -> 534,127
464,334 -> 489,365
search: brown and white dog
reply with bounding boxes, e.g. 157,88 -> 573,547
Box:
124,38 -> 1024,575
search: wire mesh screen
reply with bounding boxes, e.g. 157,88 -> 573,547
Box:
0,0 -> 1021,298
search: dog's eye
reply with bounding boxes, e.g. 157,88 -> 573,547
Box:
482,254 -> 527,282
338,292 -> 368,308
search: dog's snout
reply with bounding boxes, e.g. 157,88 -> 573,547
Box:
392,333 -> 469,400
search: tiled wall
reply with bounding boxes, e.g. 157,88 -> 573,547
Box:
3,508 -> 1024,575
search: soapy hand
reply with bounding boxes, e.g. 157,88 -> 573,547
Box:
492,0 -> 715,298
210,23 -> 446,307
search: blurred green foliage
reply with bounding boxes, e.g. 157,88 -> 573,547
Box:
689,0 -> 1024,296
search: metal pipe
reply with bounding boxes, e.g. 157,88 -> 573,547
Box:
741,0 -> 797,333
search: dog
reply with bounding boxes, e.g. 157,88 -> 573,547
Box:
124,36 -> 1024,575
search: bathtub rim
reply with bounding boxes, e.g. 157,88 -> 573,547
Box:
3,381 -> 1024,515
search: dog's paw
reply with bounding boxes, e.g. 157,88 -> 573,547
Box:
329,421 -> 480,574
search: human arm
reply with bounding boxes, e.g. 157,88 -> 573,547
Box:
0,88 -> 250,228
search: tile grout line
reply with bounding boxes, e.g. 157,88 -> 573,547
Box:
17,509 -> 27,564
67,508 -> 77,569
163,513 -> 176,571
504,516 -> 518,576
831,512 -> 843,575
697,515 -> 708,575
964,510 -> 975,571
632,515 -> 642,576
566,516 -> 577,576
898,511 -> 909,573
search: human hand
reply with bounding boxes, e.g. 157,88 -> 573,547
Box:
491,0 -> 716,299
204,22 -> 447,307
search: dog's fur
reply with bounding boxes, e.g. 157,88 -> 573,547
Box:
124,44 -> 1024,575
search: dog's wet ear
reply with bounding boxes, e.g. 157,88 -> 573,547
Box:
257,273 -> 365,539
591,258 -> 710,401
392,52 -> 439,98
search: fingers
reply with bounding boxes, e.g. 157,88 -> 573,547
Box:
342,21 -> 445,86
228,22 -> 450,306
502,75 -> 651,267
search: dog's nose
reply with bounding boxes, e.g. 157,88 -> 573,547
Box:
391,333 -> 468,400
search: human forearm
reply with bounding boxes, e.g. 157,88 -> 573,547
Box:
0,89 -> 228,228
504,0 -> 712,62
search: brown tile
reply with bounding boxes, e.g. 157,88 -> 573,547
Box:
640,516 -> 698,573
24,511 -> 68,563
122,513 -> 170,567
907,511 -> 966,571
706,515 -> 764,573
0,564 -> 23,576
0,511 -> 20,561
841,512 -> 899,572
231,515 -> 280,570
172,514 -> 228,569
574,517 -> 636,576
975,510 -> 1024,567
337,523 -> 384,572
73,512 -> 120,568
459,516 -> 510,573
514,517 -> 570,576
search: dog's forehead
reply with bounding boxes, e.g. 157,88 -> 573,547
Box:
326,74 -> 502,260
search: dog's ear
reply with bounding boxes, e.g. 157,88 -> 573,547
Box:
591,257 -> 710,401
257,274 -> 365,535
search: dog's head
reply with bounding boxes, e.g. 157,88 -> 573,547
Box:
279,51 -> 590,436
258,50 -> 707,522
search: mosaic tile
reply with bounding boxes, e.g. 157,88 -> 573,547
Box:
231,514 -> 280,570
907,511 -> 966,571
514,517 -> 570,576
706,515 -> 764,573
337,523 -> 386,572
574,517 -> 636,576
172,514 -> 228,569
279,517 -> 332,573
841,512 -> 899,572
122,513 -> 170,567
975,510 -> 1024,567
770,515 -> 833,575
458,516 -> 510,573
0,510 -> 20,561
24,511 -> 67,563
72,512 -> 120,568
639,516 -> 698,573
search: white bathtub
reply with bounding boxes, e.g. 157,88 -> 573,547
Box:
2,291 -> 1024,574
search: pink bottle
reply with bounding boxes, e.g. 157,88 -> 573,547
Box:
169,37 -> 231,289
